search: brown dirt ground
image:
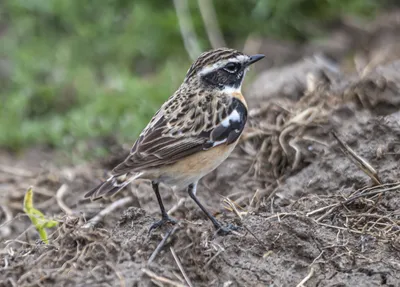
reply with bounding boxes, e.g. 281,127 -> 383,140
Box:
1,10 -> 400,287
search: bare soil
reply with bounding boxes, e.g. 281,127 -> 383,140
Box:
1,10 -> 400,287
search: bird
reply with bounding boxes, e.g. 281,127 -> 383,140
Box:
85,48 -> 264,235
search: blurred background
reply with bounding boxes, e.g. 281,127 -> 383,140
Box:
0,0 -> 396,160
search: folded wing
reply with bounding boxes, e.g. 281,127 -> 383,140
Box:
112,96 -> 247,175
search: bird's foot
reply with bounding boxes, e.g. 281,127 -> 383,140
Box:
148,216 -> 177,235
215,222 -> 239,236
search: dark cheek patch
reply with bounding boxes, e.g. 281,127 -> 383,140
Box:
203,71 -> 220,87
203,70 -> 244,89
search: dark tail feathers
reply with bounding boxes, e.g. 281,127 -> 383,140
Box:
84,174 -> 131,200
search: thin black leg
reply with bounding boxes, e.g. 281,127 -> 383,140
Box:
149,181 -> 177,234
188,183 -> 237,235
152,181 -> 168,218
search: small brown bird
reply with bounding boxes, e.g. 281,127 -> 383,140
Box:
85,48 -> 264,234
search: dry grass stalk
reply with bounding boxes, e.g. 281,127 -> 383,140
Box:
222,196 -> 268,247
170,246 -> 193,287
307,182 -> 400,241
331,131 -> 382,185
148,226 -> 179,265
142,268 -> 186,287
82,197 -> 133,228
222,197 -> 247,220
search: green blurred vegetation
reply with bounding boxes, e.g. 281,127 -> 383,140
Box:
0,0 -> 382,156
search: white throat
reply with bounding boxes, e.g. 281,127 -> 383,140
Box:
221,85 -> 242,94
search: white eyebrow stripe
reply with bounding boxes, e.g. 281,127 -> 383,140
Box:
235,55 -> 248,62
199,55 -> 250,75
199,61 -> 226,75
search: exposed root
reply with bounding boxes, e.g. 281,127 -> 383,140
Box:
296,266 -> 315,287
56,184 -> 76,216
0,204 -> 13,238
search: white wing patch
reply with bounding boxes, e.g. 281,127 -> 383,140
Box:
211,139 -> 227,147
210,108 -> 243,148
220,109 -> 240,127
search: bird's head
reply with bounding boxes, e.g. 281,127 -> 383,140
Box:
184,48 -> 264,92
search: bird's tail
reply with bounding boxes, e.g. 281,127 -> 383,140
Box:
84,173 -> 142,200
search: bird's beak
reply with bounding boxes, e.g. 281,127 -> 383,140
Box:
247,54 -> 265,66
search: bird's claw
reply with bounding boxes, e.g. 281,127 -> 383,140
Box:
215,223 -> 239,235
148,216 -> 177,235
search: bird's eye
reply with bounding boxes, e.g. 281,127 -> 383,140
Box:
223,63 -> 239,74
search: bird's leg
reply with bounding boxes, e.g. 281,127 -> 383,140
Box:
149,181 -> 177,233
188,182 -> 237,235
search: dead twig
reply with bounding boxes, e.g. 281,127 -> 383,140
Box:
170,247 -> 193,287
265,185 -> 280,203
82,197 -> 133,228
315,205 -> 339,223
142,268 -> 186,287
306,203 -> 338,217
311,251 -> 325,265
331,131 -> 382,185
148,225 -> 179,265
307,183 -> 400,226
204,246 -> 224,269
263,213 -> 300,221
223,197 -> 247,220
342,184 -> 400,205
317,222 -> 364,234
223,197 -> 268,247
